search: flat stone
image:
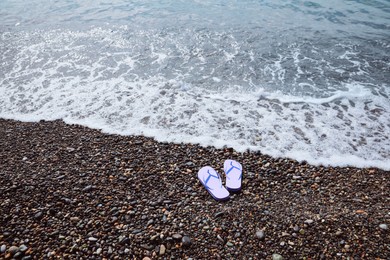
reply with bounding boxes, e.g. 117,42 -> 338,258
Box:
172,234 -> 182,240
272,253 -> 284,260
159,244 -> 166,255
379,224 -> 388,230
88,237 -> 98,242
0,244 -> 6,253
304,219 -> 314,225
19,245 -> 28,252
96,248 -> 102,254
226,242 -> 234,247
83,185 -> 93,192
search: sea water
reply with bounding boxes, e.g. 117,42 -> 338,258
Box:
0,0 -> 389,170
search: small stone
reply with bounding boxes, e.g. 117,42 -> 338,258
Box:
142,257 -> 152,260
172,234 -> 182,240
14,252 -> 23,258
8,246 -> 19,255
159,244 -> 166,255
1,245 -> 6,253
182,236 -> 191,247
215,212 -> 224,218
256,230 -> 265,240
34,211 -> 43,220
226,242 -> 234,247
19,245 -> 28,252
96,248 -> 102,254
272,253 -> 284,260
299,229 -> 305,235
88,237 -> 98,242
22,256 -> 32,260
217,235 -> 224,243
304,219 -> 314,225
379,224 -> 388,230
293,226 -> 300,232
83,185 -> 93,192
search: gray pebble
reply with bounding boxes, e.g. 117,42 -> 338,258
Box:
34,211 -> 43,220
88,237 -> 98,242
214,212 -> 224,218
83,185 -> 93,192
256,230 -> 265,240
304,219 -> 314,225
226,242 -> 234,247
8,245 -> 19,255
379,224 -> 388,230
172,234 -> 182,240
19,244 -> 28,252
0,244 -> 6,253
272,253 -> 284,260
182,236 -> 191,247
96,248 -> 102,254
14,252 -> 23,258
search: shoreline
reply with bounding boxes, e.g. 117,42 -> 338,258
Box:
0,118 -> 389,259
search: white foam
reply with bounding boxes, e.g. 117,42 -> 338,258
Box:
1,27 -> 389,171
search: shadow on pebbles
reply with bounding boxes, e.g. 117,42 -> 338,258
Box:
0,119 -> 389,259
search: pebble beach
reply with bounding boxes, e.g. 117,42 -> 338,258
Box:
0,118 -> 389,259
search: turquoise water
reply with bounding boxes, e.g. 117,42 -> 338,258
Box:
1,0 -> 389,169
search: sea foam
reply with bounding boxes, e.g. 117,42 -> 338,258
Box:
1,27 -> 389,170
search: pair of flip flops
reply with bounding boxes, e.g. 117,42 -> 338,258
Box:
198,160 -> 242,201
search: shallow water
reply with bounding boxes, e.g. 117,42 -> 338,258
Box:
1,0 -> 389,169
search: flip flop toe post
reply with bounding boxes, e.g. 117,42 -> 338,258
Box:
198,166 -> 229,201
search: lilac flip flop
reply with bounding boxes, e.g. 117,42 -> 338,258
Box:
224,160 -> 242,192
198,166 -> 230,201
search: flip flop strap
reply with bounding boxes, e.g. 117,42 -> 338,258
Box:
225,161 -> 242,180
204,169 -> 221,190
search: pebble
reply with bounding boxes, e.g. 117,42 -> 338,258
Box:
182,236 -> 192,247
159,244 -> 166,255
1,244 -> 6,253
8,246 -> 19,255
83,185 -> 93,192
256,230 -> 265,240
226,242 -> 234,247
14,252 -> 23,258
19,244 -> 28,252
34,211 -> 43,220
379,224 -> 388,230
96,248 -> 102,254
88,237 -> 98,242
272,253 -> 284,260
215,212 -> 224,218
304,219 -> 314,225
172,234 -> 182,240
